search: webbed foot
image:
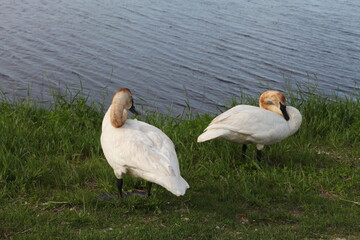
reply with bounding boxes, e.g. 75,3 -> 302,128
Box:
97,194 -> 119,200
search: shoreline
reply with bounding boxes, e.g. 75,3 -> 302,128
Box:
0,87 -> 359,239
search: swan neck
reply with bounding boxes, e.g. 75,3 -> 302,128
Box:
110,102 -> 127,128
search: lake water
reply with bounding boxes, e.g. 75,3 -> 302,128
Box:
1,0 -> 359,114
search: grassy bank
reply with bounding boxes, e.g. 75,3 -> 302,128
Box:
0,87 -> 359,240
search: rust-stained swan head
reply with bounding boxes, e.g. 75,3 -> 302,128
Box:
110,88 -> 138,128
259,90 -> 289,120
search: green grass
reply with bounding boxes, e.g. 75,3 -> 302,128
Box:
0,85 -> 359,240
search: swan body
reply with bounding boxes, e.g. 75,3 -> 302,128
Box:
197,90 -> 302,154
101,89 -> 189,197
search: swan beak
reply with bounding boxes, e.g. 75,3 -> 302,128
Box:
129,104 -> 139,115
129,98 -> 139,115
280,103 -> 290,121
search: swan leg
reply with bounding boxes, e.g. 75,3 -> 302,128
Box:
146,182 -> 153,196
117,178 -> 124,198
256,150 -> 262,161
242,144 -> 247,158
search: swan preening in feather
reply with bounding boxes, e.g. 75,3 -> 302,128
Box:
197,90 -> 302,160
100,88 -> 189,198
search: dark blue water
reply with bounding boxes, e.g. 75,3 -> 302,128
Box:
1,0 -> 359,114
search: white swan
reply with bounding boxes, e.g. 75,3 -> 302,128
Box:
100,88 -> 189,197
197,90 -> 302,159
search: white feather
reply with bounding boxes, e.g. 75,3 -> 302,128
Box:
101,105 -> 189,196
197,105 -> 302,150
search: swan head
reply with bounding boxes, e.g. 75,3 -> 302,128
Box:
259,90 -> 290,121
110,88 -> 138,128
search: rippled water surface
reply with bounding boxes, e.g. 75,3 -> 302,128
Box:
1,0 -> 359,114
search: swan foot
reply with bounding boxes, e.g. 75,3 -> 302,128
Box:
118,180 -> 152,198
97,194 -> 119,200
241,144 -> 247,159
123,190 -> 150,198
98,177 -> 153,200
97,190 -> 150,200
256,150 -> 262,161
124,181 -> 152,197
96,190 -> 149,200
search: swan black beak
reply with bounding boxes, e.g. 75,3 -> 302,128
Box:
129,105 -> 138,115
280,103 -> 290,121
129,99 -> 139,115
